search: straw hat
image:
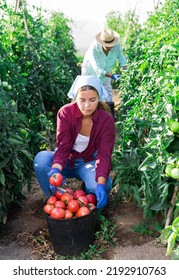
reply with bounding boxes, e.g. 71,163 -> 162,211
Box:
95,29 -> 119,47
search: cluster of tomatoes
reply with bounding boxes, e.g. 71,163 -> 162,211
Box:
43,187 -> 97,220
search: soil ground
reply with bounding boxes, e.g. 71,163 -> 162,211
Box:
0,90 -> 170,260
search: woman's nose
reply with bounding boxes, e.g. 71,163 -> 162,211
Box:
84,101 -> 90,107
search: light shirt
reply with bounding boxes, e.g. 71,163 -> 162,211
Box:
81,40 -> 127,83
73,133 -> 90,153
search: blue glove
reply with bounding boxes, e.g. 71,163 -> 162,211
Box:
95,184 -> 108,209
111,74 -> 121,82
47,168 -> 61,178
49,184 -> 56,194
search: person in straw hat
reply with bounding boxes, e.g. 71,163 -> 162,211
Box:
81,28 -> 127,102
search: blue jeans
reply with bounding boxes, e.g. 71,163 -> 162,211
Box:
33,151 -> 112,197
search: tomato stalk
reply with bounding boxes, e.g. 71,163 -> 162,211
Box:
165,183 -> 179,228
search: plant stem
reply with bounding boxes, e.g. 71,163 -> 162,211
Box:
165,185 -> 179,228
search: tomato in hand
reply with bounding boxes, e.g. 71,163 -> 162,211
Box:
49,173 -> 63,187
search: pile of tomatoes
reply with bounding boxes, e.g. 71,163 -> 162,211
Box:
43,187 -> 97,220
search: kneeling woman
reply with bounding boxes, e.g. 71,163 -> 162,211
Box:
34,75 -> 115,208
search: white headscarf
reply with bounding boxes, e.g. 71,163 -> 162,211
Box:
67,75 -> 108,101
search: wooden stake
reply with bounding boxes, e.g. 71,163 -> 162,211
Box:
165,185 -> 179,228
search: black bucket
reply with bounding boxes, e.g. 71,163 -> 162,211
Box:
45,208 -> 96,256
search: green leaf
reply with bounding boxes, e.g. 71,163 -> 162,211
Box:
0,168 -> 5,186
0,157 -> 11,168
20,149 -> 33,161
172,216 -> 179,232
167,232 -> 177,255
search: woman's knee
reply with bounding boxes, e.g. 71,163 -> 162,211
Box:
34,150 -> 54,171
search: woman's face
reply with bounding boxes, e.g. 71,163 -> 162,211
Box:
76,88 -> 99,117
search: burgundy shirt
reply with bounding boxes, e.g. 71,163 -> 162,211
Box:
52,102 -> 115,181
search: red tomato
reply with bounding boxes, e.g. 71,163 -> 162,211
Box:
55,200 -> 66,209
88,203 -> 96,211
47,195 -> 57,205
49,173 -> 63,187
64,209 -> 73,219
78,195 -> 88,206
55,190 -> 62,200
61,192 -> 73,205
76,206 -> 90,217
73,189 -> 85,198
50,207 -> 65,219
67,199 -> 80,213
43,204 -> 55,215
65,187 -> 74,194
86,194 -> 97,205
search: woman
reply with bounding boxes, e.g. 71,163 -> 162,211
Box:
34,75 -> 115,208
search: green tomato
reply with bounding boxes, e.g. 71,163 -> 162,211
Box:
171,168 -> 179,180
170,121 -> 179,133
7,85 -> 12,90
165,164 -> 175,177
47,111 -> 53,117
19,128 -> 28,136
2,81 -> 8,88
